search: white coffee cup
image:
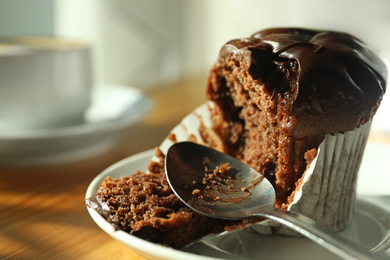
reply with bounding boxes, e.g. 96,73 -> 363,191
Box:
0,37 -> 92,131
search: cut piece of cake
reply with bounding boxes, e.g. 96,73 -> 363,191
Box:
86,158 -> 258,249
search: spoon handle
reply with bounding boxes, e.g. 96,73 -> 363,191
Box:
260,208 -> 387,260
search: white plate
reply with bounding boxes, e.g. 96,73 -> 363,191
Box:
0,84 -> 152,166
86,146 -> 390,260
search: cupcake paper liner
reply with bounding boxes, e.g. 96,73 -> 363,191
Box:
251,119 -> 372,236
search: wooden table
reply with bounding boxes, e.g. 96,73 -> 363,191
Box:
0,76 -> 389,259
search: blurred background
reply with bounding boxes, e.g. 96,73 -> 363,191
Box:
0,0 -> 390,132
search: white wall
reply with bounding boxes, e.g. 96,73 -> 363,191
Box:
55,0 -> 183,88
0,0 -> 54,36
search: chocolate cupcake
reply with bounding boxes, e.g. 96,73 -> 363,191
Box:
204,27 -> 387,232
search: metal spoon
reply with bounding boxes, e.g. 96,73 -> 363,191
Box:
165,141 -> 386,260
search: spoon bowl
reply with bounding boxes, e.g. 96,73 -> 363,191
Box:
165,141 -> 386,260
165,141 -> 275,219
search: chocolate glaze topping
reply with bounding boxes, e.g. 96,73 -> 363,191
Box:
219,27 -> 387,138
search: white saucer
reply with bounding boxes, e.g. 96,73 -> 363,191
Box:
0,84 -> 152,166
86,148 -> 390,260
